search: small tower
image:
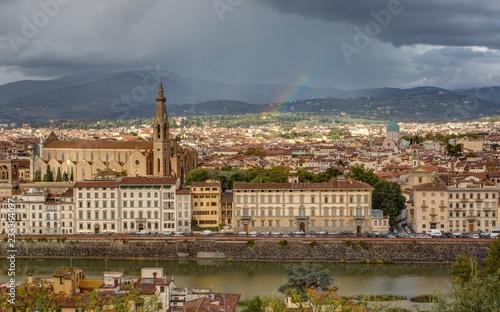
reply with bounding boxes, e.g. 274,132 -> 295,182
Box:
411,145 -> 420,168
153,80 -> 171,176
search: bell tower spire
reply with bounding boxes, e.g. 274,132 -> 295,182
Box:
153,79 -> 170,176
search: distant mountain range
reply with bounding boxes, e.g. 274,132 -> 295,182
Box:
0,69 -> 499,122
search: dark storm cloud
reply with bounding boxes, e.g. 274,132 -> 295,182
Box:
0,0 -> 499,89
257,0 -> 500,49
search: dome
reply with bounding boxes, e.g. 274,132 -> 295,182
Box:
387,120 -> 399,132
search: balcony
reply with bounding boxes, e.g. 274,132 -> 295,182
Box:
429,211 -> 438,216
354,216 -> 365,220
241,216 -> 251,221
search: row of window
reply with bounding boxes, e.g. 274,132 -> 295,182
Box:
449,211 -> 497,218
236,208 -> 370,217
236,195 -> 369,204
78,210 -> 116,220
236,220 -> 370,228
449,193 -> 496,199
449,202 -> 497,209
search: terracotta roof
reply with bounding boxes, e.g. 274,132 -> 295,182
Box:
119,176 -> 177,185
413,182 -> 448,191
74,180 -> 119,188
192,181 -> 221,187
234,179 -> 373,190
44,140 -> 152,150
221,192 -> 233,202
185,293 -> 240,312
176,188 -> 191,195
134,277 -> 172,295
54,267 -> 81,278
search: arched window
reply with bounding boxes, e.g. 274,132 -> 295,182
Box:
61,153 -> 64,160
157,125 -> 161,138
157,158 -> 160,172
1,172 -> 5,179
82,168 -> 85,180
164,126 -> 167,139
106,152 -> 109,162
164,157 -> 168,172
47,222 -> 50,227
91,152 -> 94,161
47,214 -> 51,221
48,152 -> 51,160
76,153 -> 79,161
53,213 -> 57,220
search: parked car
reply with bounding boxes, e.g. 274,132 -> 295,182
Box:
162,231 -> 173,236
200,230 -> 212,236
248,231 -> 258,237
471,231 -> 480,239
174,231 -> 184,236
426,229 -> 442,237
316,231 -> 327,236
137,230 -> 150,235
271,231 -> 281,237
293,231 -> 304,236
260,231 -> 270,236
305,231 -> 315,238
282,231 -> 291,237
237,231 -> 247,236
328,231 -> 339,236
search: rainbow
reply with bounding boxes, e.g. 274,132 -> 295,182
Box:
270,65 -> 333,113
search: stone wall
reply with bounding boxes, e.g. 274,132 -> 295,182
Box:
0,238 -> 492,262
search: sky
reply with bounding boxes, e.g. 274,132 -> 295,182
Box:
0,0 -> 500,90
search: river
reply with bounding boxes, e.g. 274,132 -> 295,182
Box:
0,259 -> 452,299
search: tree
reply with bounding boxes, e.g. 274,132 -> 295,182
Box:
229,170 -> 248,188
239,295 -> 266,312
184,168 -> 209,186
244,146 -> 266,158
43,164 -> 53,182
62,171 -> 68,182
278,263 -> 334,296
449,252 -> 479,286
1,281 -> 63,311
346,164 -> 379,187
266,288 -> 366,312
317,167 -> 343,182
33,169 -> 41,182
432,270 -> 500,312
56,167 -> 62,182
446,143 -> 462,158
372,181 -> 406,226
485,238 -> 500,275
70,167 -> 74,181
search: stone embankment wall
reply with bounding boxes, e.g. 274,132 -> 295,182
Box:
0,238 -> 492,262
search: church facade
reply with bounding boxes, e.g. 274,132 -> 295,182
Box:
32,81 -> 198,183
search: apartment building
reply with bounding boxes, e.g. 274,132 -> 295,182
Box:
74,180 -> 120,234
413,182 -> 449,233
59,189 -> 75,234
220,192 -> 233,228
456,138 -> 484,152
176,188 -> 192,232
191,180 -> 221,228
233,177 -> 374,233
447,179 -> 498,233
22,192 -> 46,235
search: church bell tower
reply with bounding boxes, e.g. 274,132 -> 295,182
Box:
153,80 -> 170,176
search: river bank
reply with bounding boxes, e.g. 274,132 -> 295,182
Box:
0,237 -> 491,262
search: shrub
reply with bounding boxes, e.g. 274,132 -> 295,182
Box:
3,237 -> 7,243
340,259 -> 345,263
226,258 -> 232,262
61,237 -> 66,244
361,259 -> 370,264
323,241 -> 329,246
345,240 -> 352,248
136,242 -> 141,247
48,238 -> 52,243
413,240 -> 417,246
279,240 -> 288,250
310,241 -> 317,250
410,294 -> 437,302
384,259 -> 394,264
358,241 -> 368,250
69,241 -> 74,245
246,240 -> 255,248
